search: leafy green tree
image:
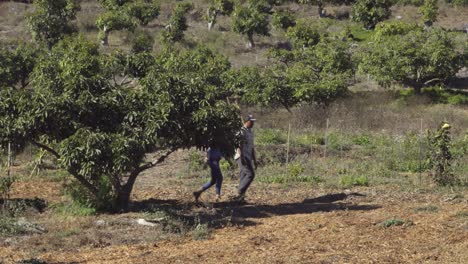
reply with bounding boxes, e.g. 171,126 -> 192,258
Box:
351,0 -> 392,29
286,20 -> 320,49
232,1 -> 271,48
205,0 -> 234,31
359,27 -> 464,92
272,9 -> 296,31
27,0 -> 80,48
96,11 -> 138,46
162,2 -> 193,43
419,0 -> 438,27
228,37 -> 352,109
96,0 -> 160,46
126,0 -> 161,26
0,44 -> 40,89
0,36 -> 240,211
131,30 -> 155,53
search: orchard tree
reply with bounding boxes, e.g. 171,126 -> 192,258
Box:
358,26 -> 464,92
228,37 -> 353,109
351,0 -> 392,29
162,2 -> 193,43
420,0 -> 438,27
205,0 -> 234,31
0,44 -> 40,89
0,36 -> 241,211
272,9 -> 296,31
96,0 -> 160,46
28,0 -> 80,48
96,11 -> 138,46
232,1 -> 271,48
286,19 -> 320,49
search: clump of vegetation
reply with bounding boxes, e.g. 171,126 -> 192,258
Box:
192,222 -> 211,240
419,0 -> 438,27
340,175 -> 369,187
352,0 -> 393,29
428,122 -> 457,186
382,218 -> 412,227
414,205 -> 439,213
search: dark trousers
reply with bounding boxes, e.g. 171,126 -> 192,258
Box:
201,161 -> 223,195
238,158 -> 255,195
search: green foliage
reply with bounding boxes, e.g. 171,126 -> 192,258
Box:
0,44 -> 41,89
359,27 -> 464,91
96,0 -> 160,46
0,36 -> 240,211
131,30 -> 155,53
28,0 -> 80,48
339,175 -> 369,187
419,0 -> 438,27
382,218 -> 407,227
428,122 -> 457,185
414,205 -> 439,212
126,0 -> 160,26
286,20 -> 320,48
272,9 -> 296,30
256,129 -> 287,145
188,150 -> 206,171
351,0 -> 392,29
0,176 -> 16,200
444,0 -> 467,6
205,0 -> 235,30
373,21 -> 422,42
52,200 -> 97,216
0,216 -> 27,235
192,223 -> 211,240
96,11 -> 138,45
162,2 -> 193,43
455,211 -> 468,218
232,1 -> 270,48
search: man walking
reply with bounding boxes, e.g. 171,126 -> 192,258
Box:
233,114 -> 257,202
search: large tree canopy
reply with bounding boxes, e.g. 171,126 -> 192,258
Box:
358,23 -> 465,92
0,36 -> 240,211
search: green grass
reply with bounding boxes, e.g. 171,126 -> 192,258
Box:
51,202 -> 96,217
455,211 -> 468,218
414,205 -> 439,213
382,218 -> 413,227
0,216 -> 28,235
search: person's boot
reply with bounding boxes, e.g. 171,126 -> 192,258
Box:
215,194 -> 221,202
193,191 -> 202,202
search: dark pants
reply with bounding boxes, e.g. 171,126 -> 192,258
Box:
201,161 -> 223,195
238,158 -> 255,195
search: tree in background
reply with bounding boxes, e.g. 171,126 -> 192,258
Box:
96,0 -> 160,46
205,0 -> 235,31
232,1 -> 271,48
0,36 -> 240,211
419,0 -> 438,27
351,0 -> 392,29
161,2 -> 193,43
28,0 -> 80,48
286,20 -> 320,49
358,24 -> 464,92
272,9 -> 296,31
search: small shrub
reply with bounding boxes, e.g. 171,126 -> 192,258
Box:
428,123 -> 458,186
414,205 -> 439,213
340,175 -> 369,187
0,216 -> 27,235
288,162 -> 304,178
382,218 -> 407,227
192,223 -> 210,240
52,201 -> 96,217
188,150 -> 206,172
351,134 -> 373,147
455,211 -> 468,218
257,129 -> 287,145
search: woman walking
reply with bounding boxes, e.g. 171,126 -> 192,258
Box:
193,145 -> 224,202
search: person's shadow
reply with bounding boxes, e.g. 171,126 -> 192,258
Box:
131,192 -> 379,229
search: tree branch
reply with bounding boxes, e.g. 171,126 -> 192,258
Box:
31,141 -> 60,159
136,148 -> 178,174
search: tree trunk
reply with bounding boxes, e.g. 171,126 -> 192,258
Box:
318,2 -> 325,18
208,21 -> 215,31
246,34 -> 254,49
101,27 -> 109,46
115,171 -> 140,211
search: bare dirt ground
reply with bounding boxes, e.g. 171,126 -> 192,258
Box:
1,151 -> 467,264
